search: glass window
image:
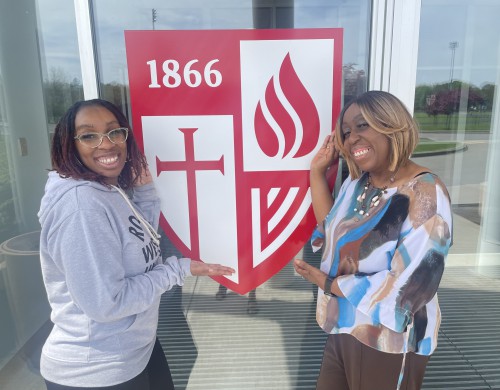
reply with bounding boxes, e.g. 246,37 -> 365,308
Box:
414,1 -> 500,388
0,0 -> 82,388
90,1 -> 370,389
2,0 -> 499,388
92,0 -> 369,115
37,0 -> 84,138
415,0 -> 500,254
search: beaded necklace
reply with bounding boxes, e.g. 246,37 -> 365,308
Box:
353,169 -> 399,217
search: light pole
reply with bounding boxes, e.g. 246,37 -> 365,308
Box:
447,41 -> 459,129
449,41 -> 458,89
152,8 -> 157,30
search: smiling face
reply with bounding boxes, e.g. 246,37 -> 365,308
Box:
74,105 -> 128,186
341,103 -> 391,178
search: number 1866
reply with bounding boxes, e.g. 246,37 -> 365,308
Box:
147,59 -> 222,88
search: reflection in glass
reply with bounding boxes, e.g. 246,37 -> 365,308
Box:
37,0 -> 84,138
414,1 -> 500,388
0,1 -> 81,388
414,0 -> 500,256
90,1 -> 370,389
92,0 -> 369,115
0,71 -> 19,245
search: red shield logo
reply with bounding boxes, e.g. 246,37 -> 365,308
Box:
125,29 -> 342,294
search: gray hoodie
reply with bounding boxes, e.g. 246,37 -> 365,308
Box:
38,171 -> 191,387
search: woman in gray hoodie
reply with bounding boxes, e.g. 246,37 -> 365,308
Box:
38,99 -> 234,390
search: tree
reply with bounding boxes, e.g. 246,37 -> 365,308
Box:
480,83 -> 495,110
415,84 -> 434,111
418,80 -> 489,129
343,63 -> 366,102
43,67 -> 83,123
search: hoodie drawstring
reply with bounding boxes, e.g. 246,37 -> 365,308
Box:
112,185 -> 161,246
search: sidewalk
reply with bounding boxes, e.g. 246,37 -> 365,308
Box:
0,216 -> 498,390
161,256 -> 500,389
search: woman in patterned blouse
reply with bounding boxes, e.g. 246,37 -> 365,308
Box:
294,91 -> 452,390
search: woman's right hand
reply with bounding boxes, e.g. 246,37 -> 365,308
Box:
310,134 -> 339,175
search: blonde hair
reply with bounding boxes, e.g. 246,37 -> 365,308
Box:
334,90 -> 419,179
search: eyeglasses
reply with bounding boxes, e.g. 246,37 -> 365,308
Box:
74,127 -> 129,148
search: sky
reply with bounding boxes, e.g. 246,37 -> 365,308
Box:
416,0 -> 500,87
36,0 -> 500,89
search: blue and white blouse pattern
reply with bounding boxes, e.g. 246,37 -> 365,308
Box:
315,172 -> 452,355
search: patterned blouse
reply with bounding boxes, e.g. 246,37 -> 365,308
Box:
313,172 -> 452,356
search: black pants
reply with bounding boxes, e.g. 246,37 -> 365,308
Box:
45,338 -> 175,390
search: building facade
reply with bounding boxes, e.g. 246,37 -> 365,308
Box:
0,0 -> 499,388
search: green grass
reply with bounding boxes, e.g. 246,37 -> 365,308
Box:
414,138 -> 464,155
414,111 -> 491,132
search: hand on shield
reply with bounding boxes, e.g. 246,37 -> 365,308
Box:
134,165 -> 154,186
190,260 -> 235,276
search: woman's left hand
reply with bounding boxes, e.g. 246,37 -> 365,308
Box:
190,260 -> 235,276
135,166 -> 153,186
293,258 -> 325,287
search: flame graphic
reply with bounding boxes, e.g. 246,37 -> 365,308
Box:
254,53 -> 320,158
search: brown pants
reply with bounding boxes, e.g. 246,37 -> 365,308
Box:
316,334 -> 429,390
